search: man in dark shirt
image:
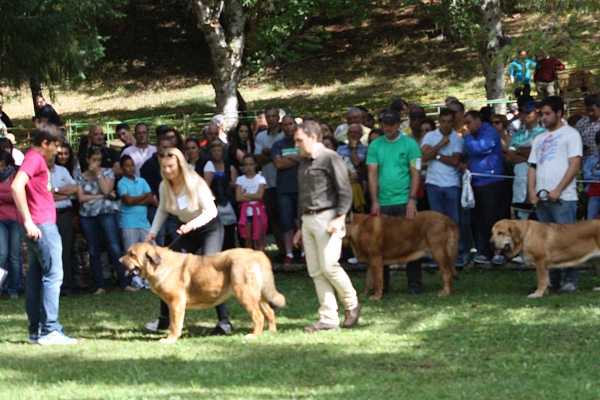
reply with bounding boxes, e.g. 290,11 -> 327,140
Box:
534,51 -> 565,99
293,121 -> 361,333
35,95 -> 62,127
78,125 -> 120,173
0,101 -> 14,128
272,115 -> 304,263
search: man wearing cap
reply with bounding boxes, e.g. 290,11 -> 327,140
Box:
367,109 -> 424,294
0,101 -> 14,128
402,105 -> 427,142
506,101 -> 545,218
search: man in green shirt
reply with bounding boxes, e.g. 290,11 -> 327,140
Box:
367,110 -> 423,294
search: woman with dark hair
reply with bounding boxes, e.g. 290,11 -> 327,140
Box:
0,137 -> 24,166
322,136 -> 339,151
185,137 -> 200,171
0,149 -> 22,299
228,120 -> 254,175
491,114 -> 510,154
204,140 -> 239,251
55,142 -> 75,176
76,147 -> 136,295
163,127 -> 184,152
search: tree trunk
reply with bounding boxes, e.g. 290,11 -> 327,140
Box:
191,0 -> 245,130
29,77 -> 42,116
477,0 -> 506,113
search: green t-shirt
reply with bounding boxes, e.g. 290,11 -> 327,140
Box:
366,134 -> 422,206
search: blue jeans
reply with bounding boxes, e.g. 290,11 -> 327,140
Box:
21,223 -> 63,335
0,220 -> 22,296
277,192 -> 298,231
80,213 -> 128,289
587,196 -> 600,220
426,185 -> 465,254
536,201 -> 578,284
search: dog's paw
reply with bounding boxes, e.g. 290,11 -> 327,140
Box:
368,294 -> 382,301
159,336 -> 178,344
438,290 -> 450,297
244,333 -> 259,339
360,290 -> 370,297
527,292 -> 544,299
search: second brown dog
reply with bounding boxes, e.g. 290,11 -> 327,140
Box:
345,211 -> 459,300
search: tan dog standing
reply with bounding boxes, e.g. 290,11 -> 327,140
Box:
345,211 -> 459,300
120,244 -> 285,343
491,218 -> 600,298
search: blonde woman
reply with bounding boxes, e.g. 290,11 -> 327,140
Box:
144,147 -> 232,335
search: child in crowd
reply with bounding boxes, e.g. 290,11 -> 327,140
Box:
235,154 -> 267,251
117,155 -> 155,288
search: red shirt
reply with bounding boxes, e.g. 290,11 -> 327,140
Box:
18,149 -> 56,224
534,56 -> 565,83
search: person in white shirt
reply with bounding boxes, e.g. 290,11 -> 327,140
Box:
120,123 -> 157,176
528,96 -> 582,293
235,153 -> 268,251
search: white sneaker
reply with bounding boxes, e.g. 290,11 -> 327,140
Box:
38,331 -> 78,346
512,256 -> 524,264
145,318 -> 160,332
347,257 -> 358,265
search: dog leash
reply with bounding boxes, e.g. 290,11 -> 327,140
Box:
154,230 -> 184,250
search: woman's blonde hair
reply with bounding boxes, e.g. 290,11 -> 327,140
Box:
158,147 -> 211,213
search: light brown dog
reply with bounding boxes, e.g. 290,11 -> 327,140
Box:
491,218 -> 600,298
120,244 -> 286,343
345,211 -> 459,300
557,69 -> 596,96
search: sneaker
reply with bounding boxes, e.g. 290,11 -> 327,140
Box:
473,255 -> 491,265
38,331 -> 78,346
512,256 -> 524,264
284,256 -> 294,264
347,257 -> 358,265
210,320 -> 234,336
455,254 -> 467,267
145,318 -> 169,332
131,276 -> 144,289
427,261 -> 438,268
491,255 -> 506,266
558,282 -> 579,294
28,333 -> 39,345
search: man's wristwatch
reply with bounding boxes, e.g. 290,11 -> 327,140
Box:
409,195 -> 418,202
54,187 -> 59,193
436,154 -> 442,160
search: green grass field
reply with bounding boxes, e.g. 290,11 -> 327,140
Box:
1,269 -> 600,399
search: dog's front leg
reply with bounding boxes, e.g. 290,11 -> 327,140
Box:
528,260 -> 550,298
362,266 -> 373,297
159,298 -> 186,344
369,256 -> 384,301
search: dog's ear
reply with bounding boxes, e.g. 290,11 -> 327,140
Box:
145,246 -> 162,266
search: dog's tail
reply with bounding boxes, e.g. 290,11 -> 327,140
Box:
259,254 -> 286,309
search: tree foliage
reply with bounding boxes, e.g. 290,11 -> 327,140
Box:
0,0 -> 126,94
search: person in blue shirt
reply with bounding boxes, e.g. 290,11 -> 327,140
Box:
509,50 -> 537,99
464,110 -> 506,266
117,155 -> 156,253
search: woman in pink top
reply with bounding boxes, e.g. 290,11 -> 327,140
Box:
0,150 -> 21,299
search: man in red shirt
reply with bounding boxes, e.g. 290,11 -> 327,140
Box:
11,124 -> 78,346
534,51 -> 565,99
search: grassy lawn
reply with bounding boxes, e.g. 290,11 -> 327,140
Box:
1,269 -> 600,399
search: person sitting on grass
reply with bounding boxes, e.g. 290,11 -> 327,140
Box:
236,153 -> 268,251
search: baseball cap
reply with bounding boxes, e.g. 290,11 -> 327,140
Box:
521,101 -> 540,113
380,110 -> 401,124
409,105 -> 426,117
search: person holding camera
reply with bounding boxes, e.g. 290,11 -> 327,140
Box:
76,147 -> 136,295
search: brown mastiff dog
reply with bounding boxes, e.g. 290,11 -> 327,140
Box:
491,219 -> 600,298
120,243 -> 286,343
345,211 -> 459,300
